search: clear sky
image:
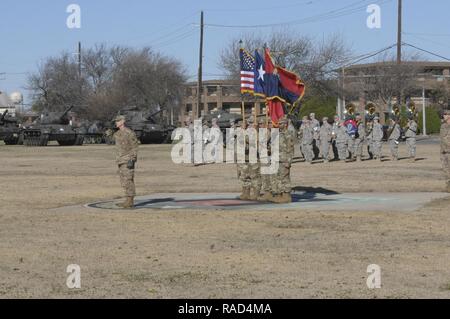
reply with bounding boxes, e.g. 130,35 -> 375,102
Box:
1,0 -> 449,103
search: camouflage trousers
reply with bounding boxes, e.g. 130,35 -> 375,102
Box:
389,139 -> 399,159
366,138 -> 373,159
260,161 -> 274,193
372,140 -> 382,159
355,138 -> 365,158
347,137 -> 355,159
301,143 -> 314,162
237,163 -> 261,190
118,164 -> 136,197
406,138 -> 416,158
336,141 -> 347,160
320,140 -> 331,161
271,161 -> 291,195
441,153 -> 450,189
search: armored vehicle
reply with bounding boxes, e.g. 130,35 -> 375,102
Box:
0,110 -> 21,145
107,107 -> 175,144
22,105 -> 85,146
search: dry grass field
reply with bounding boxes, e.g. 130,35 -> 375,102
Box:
0,140 -> 449,298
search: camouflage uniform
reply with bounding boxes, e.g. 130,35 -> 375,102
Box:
311,117 -> 321,159
331,118 -> 340,160
405,119 -> 417,160
259,126 -> 273,198
388,122 -> 401,160
371,121 -> 383,160
270,119 -> 295,203
299,122 -> 314,163
336,124 -> 348,160
355,121 -> 366,161
114,127 -> 139,197
365,121 -> 374,159
319,121 -> 332,162
237,122 -> 261,200
440,119 -> 450,192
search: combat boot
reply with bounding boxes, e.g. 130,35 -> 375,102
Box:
268,193 -> 279,203
118,197 -> 134,209
248,188 -> 259,201
410,157 -> 416,163
279,193 -> 292,203
257,192 -> 272,202
356,156 -> 361,162
239,187 -> 250,200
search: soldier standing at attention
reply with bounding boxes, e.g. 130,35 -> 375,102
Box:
354,115 -> 366,161
299,116 -> 314,164
319,117 -> 332,163
388,118 -> 401,161
258,119 -> 273,202
310,113 -> 320,160
247,118 -> 262,200
335,120 -> 348,161
372,116 -> 383,161
365,118 -> 374,159
440,110 -> 450,192
113,115 -> 139,209
271,116 -> 295,204
331,115 -> 340,160
404,117 -> 418,162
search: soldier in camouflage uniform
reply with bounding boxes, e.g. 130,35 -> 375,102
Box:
354,115 -> 366,161
371,116 -> 383,161
258,119 -> 275,201
271,116 -> 295,204
404,117 -> 418,162
237,118 -> 261,200
319,117 -> 332,162
440,110 -> 450,192
365,119 -> 374,159
310,113 -> 321,160
113,115 -> 139,209
331,115 -> 340,160
336,120 -> 348,161
388,118 -> 401,161
299,116 -> 314,163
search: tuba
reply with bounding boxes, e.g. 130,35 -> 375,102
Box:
365,102 -> 377,122
407,101 -> 417,120
391,105 -> 400,122
344,103 -> 356,121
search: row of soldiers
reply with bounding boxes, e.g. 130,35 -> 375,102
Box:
232,116 -> 295,204
298,113 -> 418,163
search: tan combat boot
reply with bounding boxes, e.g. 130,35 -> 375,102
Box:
239,187 -> 250,200
257,192 -> 271,201
279,193 -> 292,203
248,188 -> 259,201
118,197 -> 134,209
410,157 -> 416,163
356,156 -> 361,162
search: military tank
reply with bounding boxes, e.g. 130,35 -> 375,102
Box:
0,110 -> 21,145
106,107 -> 175,144
22,105 -> 85,146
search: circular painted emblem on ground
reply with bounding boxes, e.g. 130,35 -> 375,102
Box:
85,192 -> 449,212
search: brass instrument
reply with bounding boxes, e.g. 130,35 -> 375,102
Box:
344,103 -> 356,121
407,101 -> 417,120
391,105 -> 400,122
365,102 -> 377,122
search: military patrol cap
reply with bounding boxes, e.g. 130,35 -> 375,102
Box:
114,115 -> 126,122
247,117 -> 254,124
258,118 -> 265,124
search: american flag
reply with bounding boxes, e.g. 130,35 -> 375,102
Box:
239,48 -> 255,94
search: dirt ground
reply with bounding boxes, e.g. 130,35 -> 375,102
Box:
0,140 -> 449,298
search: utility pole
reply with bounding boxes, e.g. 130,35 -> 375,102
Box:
396,0 -> 402,106
78,41 -> 82,78
196,11 -> 204,119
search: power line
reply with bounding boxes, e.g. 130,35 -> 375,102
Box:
403,42 -> 450,61
203,0 -> 325,13
203,0 -> 390,29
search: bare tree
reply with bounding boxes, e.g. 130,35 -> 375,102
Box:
219,31 -> 352,97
